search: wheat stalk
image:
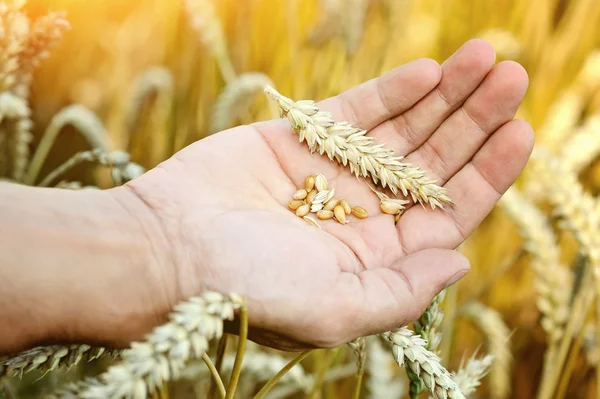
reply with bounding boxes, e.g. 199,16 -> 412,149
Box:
0,91 -> 32,182
0,345 -> 118,379
347,337 -> 367,399
210,72 -> 277,134
381,327 -> 465,399
264,86 -> 452,210
461,302 -> 512,399
499,187 -> 572,344
452,353 -> 494,397
365,336 -> 405,399
25,105 -> 109,185
49,292 -> 243,399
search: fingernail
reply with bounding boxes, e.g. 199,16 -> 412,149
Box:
444,269 -> 469,288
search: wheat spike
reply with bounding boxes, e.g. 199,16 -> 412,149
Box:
184,0 -> 235,83
0,345 -> 117,379
499,187 -> 572,343
559,115 -> 600,173
365,336 -> 406,399
452,353 -> 495,397
381,327 -> 465,399
0,91 -> 32,182
461,302 -> 512,399
0,5 -> 29,93
25,104 -> 109,185
264,86 -> 452,209
476,29 -> 521,60
530,148 -> 600,300
124,66 -> 174,137
347,337 -> 367,375
210,72 -> 276,134
13,11 -> 69,98
49,292 -> 243,399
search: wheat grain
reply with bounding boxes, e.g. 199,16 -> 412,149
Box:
381,327 -> 465,399
461,302 -> 511,399
306,189 -> 318,205
0,345 -> 117,379
452,353 -> 494,397
303,215 -> 322,229
351,206 -> 368,219
340,199 -> 352,215
296,204 -> 310,217
499,187 -> 572,344
317,210 -> 334,220
50,292 -> 243,399
365,336 -> 405,399
305,175 -> 315,191
288,200 -> 304,210
210,72 -> 276,133
315,173 -> 328,191
25,105 -> 109,185
310,189 -> 335,212
293,189 -> 308,200
0,91 -> 32,182
265,86 -> 451,209
323,197 -> 339,211
334,204 -> 347,224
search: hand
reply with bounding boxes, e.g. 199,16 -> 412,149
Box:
119,39 -> 532,351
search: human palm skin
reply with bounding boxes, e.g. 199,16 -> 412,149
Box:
123,39 -> 532,351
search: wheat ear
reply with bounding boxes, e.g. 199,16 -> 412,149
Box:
13,10 -> 69,98
49,292 -> 243,399
559,115 -> 600,173
184,0 -> 235,83
408,290 -> 445,398
264,86 -> 452,209
210,72 -> 277,134
461,302 -> 512,399
365,336 -> 406,399
499,187 -> 572,344
380,327 -> 465,399
0,91 -> 32,182
124,66 -> 174,137
347,337 -> 367,399
0,345 -> 118,378
0,5 -> 29,93
25,105 -> 109,185
452,352 -> 495,397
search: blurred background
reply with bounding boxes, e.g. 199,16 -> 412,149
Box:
2,0 -> 600,398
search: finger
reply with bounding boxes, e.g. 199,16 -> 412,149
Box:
403,60 -> 529,184
368,39 -> 496,156
397,119 -> 534,253
318,58 -> 442,130
348,248 -> 469,336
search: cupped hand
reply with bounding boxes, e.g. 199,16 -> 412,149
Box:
124,39 -> 533,350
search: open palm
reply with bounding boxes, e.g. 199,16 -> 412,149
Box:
127,39 -> 532,350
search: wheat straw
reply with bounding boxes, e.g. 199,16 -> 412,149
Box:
25,105 -> 109,185
499,187 -> 572,344
452,353 -> 494,397
0,91 -> 32,182
264,86 -> 452,209
50,292 -> 242,399
210,72 -> 276,134
0,345 -> 117,379
461,302 -> 512,399
381,327 -> 465,399
365,336 -> 405,399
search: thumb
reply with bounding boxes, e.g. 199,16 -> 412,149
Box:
354,248 -> 469,337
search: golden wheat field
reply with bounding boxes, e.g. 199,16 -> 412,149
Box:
2,0 -> 600,398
